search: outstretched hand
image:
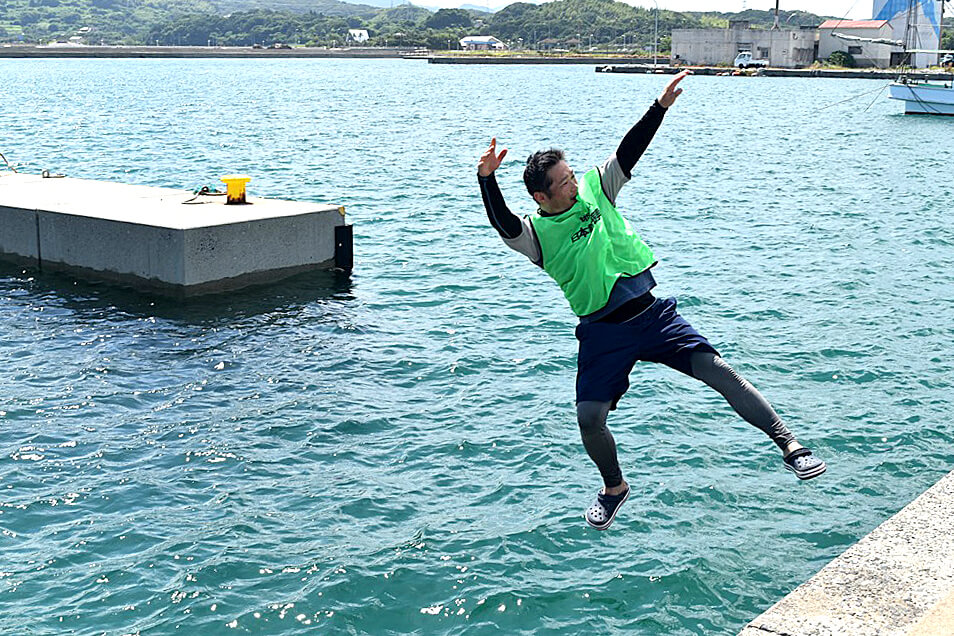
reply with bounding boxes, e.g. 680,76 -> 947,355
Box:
658,70 -> 691,108
477,137 -> 508,177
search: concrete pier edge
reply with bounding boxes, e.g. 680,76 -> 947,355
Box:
739,469 -> 954,636
426,55 -> 656,64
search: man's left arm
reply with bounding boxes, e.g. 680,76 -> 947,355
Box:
600,71 -> 690,204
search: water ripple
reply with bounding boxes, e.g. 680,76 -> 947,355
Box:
0,61 -> 952,635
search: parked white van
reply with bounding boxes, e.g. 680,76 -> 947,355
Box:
733,51 -> 768,69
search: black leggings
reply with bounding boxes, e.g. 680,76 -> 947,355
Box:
577,351 -> 796,488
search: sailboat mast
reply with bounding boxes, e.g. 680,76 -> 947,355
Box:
935,0 -> 948,65
920,0 -> 949,65
903,0 -> 918,67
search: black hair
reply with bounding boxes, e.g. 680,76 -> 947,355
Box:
523,148 -> 565,197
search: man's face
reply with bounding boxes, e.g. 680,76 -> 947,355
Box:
535,160 -> 578,213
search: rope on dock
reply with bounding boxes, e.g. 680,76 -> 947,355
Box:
0,151 -> 17,173
182,184 -> 226,204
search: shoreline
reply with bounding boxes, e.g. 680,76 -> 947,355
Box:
0,45 -> 416,58
3,46 -> 951,82
0,46 -> 653,63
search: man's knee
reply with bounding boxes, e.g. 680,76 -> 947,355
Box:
688,350 -> 720,379
691,351 -> 742,384
577,400 -> 611,433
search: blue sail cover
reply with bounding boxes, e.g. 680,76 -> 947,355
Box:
873,0 -> 940,36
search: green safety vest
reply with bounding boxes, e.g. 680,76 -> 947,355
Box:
530,167 -> 656,316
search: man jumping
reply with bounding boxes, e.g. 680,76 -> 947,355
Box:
477,71 -> 826,531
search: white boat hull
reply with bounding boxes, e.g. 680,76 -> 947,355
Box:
888,82 -> 954,115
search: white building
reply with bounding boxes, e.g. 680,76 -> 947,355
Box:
671,21 -> 816,68
348,29 -> 369,44
818,19 -> 900,67
459,36 -> 505,51
873,0 -> 942,67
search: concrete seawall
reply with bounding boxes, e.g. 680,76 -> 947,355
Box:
0,172 -> 351,297
739,469 -> 954,635
597,64 -> 954,81
0,45 -> 417,58
427,55 -> 656,64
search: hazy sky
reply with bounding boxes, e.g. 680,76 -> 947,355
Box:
646,1 -> 871,19
457,0 -> 874,19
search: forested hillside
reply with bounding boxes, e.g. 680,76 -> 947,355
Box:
0,0 -> 836,51
0,0 -> 213,44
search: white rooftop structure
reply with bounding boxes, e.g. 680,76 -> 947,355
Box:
459,36 -> 505,50
818,19 -> 900,67
348,29 -> 369,44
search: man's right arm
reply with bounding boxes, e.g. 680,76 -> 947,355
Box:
479,172 -> 521,239
478,172 -> 542,266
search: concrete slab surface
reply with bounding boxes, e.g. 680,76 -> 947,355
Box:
739,470 -> 954,636
0,173 -> 338,228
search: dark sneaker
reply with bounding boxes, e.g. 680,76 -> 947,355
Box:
584,486 -> 630,530
783,448 -> 827,480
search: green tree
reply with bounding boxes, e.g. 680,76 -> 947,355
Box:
828,50 -> 856,67
424,8 -> 471,29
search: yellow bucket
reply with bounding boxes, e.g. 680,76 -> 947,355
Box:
221,174 -> 251,205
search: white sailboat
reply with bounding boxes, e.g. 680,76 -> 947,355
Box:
886,0 -> 954,115
888,74 -> 954,114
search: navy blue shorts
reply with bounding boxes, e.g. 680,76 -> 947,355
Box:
575,296 -> 719,409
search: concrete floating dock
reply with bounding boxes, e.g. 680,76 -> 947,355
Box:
0,172 -> 351,297
739,469 -> 954,636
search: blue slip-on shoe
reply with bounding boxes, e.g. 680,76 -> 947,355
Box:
584,486 -> 630,530
783,448 -> 827,480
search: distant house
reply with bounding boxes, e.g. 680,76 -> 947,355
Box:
817,20 -> 900,67
348,29 -> 370,44
459,36 -> 505,51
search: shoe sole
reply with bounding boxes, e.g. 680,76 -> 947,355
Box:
785,462 -> 827,480
584,487 -> 630,531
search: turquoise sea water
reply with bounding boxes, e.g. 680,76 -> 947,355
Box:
1,58 -> 952,634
